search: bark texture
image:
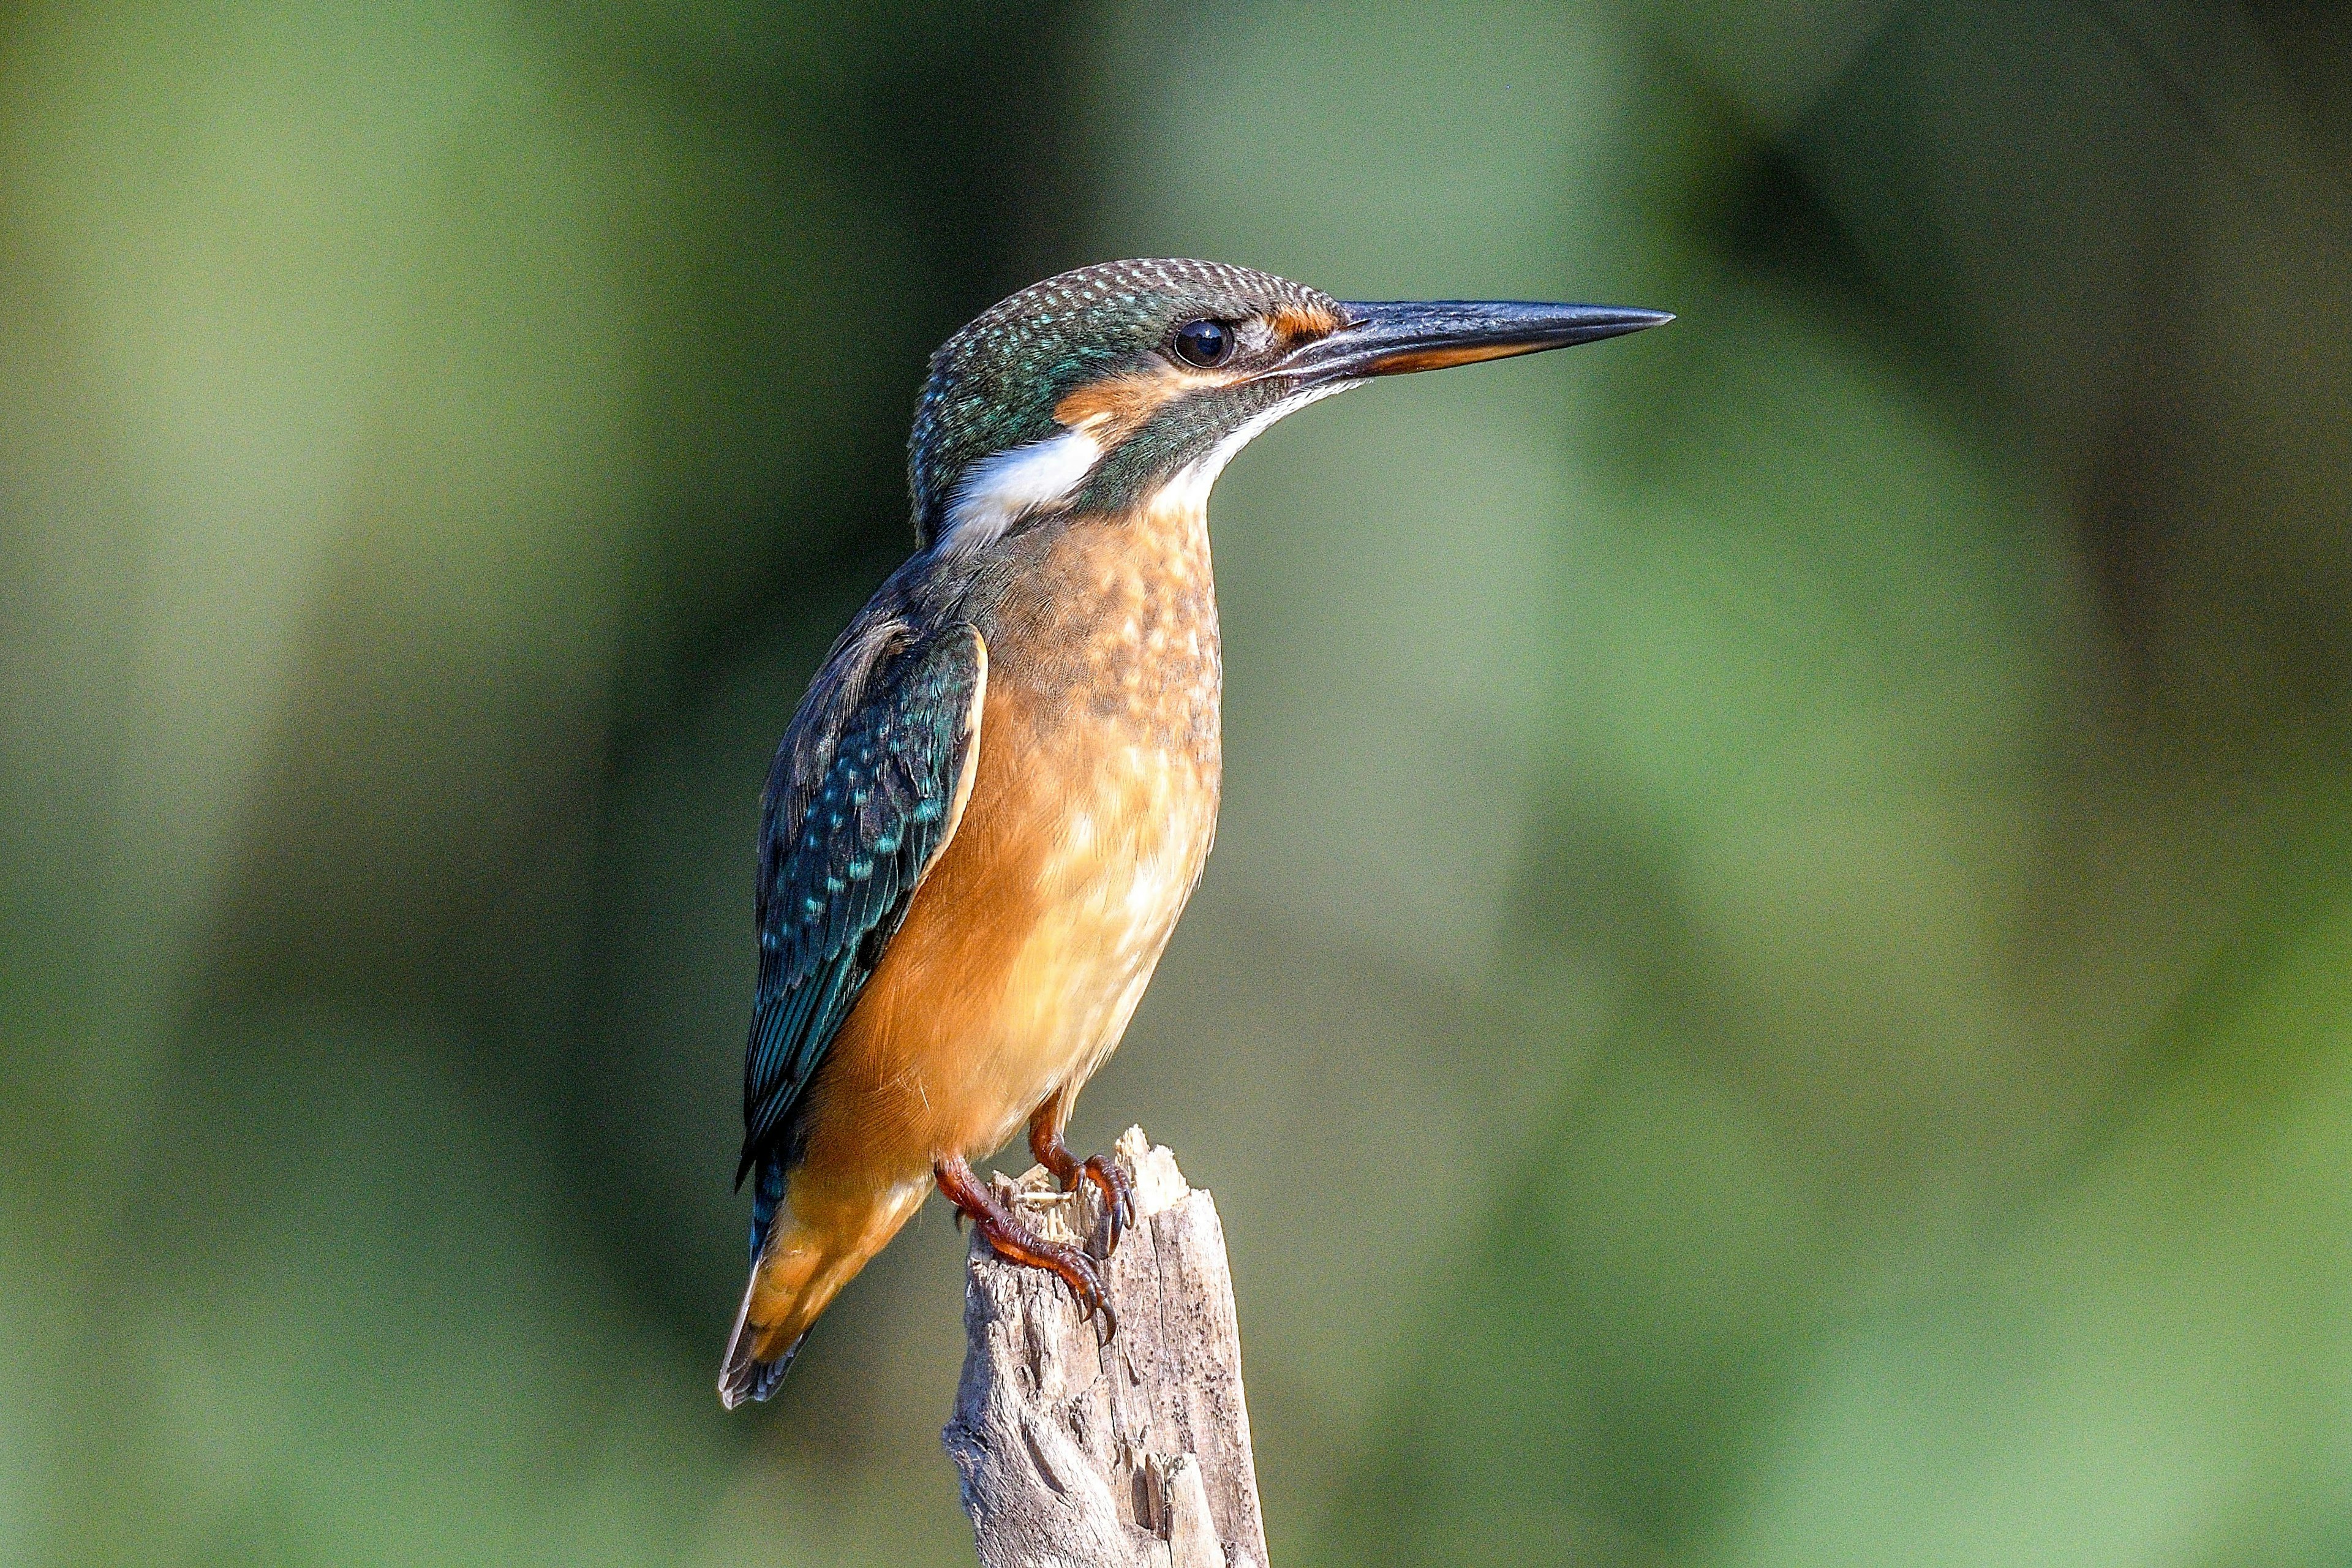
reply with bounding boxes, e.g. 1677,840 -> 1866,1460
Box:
943,1128 -> 1268,1568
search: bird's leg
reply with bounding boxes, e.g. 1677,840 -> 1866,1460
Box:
934,1154 -> 1115,1340
1027,1097 -> 1135,1254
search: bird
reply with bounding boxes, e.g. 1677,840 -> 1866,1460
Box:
717,258 -> 1668,1406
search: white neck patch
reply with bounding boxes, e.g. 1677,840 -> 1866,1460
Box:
1150,381 -> 1360,517
938,428 -> 1104,553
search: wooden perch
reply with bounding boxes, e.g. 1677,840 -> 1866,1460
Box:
944,1128 -> 1269,1568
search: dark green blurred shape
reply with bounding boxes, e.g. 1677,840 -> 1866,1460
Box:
1,1 -> 2345,1564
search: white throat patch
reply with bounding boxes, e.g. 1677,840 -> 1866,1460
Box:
939,428 -> 1104,553
1151,381 -> 1360,516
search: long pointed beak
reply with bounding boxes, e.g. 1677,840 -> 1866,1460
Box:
1273,299 -> 1672,384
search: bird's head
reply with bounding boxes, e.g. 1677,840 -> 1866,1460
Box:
908,258 -> 1668,552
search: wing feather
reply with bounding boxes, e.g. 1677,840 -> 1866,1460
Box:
736,621 -> 987,1186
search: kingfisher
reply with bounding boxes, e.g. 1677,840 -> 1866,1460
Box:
718,258 -> 1667,1406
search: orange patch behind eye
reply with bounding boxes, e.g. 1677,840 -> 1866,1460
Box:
1268,302 -> 1346,340
1054,365 -> 1197,443
1054,303 -> 1346,440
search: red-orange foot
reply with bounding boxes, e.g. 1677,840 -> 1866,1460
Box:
936,1155 -> 1115,1340
1028,1125 -> 1136,1254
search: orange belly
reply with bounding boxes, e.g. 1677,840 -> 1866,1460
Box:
782,667 -> 1218,1222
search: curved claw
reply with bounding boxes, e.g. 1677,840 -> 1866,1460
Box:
1025,1235 -> 1111,1326
936,1153 -> 1118,1343
1027,1116 -> 1136,1259
1014,1229 -> 1117,1343
1079,1154 -> 1135,1254
1066,1253 -> 1117,1343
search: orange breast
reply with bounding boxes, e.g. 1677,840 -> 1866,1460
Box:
786,498 -> 1223,1207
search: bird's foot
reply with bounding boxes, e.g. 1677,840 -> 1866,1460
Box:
1076,1154 -> 1134,1253
1028,1131 -> 1136,1256
935,1155 -> 1115,1341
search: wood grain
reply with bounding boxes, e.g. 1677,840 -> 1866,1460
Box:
944,1128 -> 1268,1568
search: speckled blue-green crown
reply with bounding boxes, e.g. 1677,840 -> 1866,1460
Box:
908,258 -> 1340,546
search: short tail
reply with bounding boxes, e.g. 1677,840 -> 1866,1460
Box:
718,1270 -> 808,1408
717,1167 -> 926,1409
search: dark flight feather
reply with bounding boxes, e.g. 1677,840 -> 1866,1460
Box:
736,618 -> 986,1256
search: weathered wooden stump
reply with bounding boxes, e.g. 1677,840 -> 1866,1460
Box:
943,1128 -> 1268,1568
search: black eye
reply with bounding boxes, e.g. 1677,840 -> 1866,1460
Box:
1172,318 -> 1232,368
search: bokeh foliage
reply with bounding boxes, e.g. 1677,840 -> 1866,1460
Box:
1,0 -> 2346,1563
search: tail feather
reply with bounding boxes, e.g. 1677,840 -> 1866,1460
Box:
718,1267 -> 806,1408
717,1177 -> 927,1409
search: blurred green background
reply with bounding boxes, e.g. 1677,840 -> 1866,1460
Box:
2,0 -> 2348,1562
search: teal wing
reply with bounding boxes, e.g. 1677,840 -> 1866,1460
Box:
737,622 -> 986,1198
